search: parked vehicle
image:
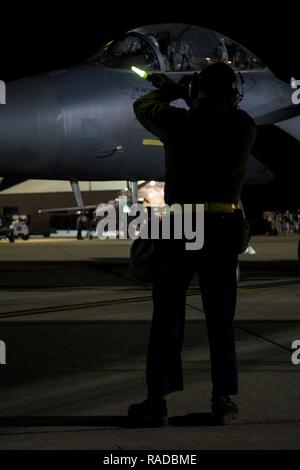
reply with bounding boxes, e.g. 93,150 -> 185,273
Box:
10,215 -> 30,240
0,215 -> 30,242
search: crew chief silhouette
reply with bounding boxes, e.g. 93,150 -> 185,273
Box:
128,63 -> 256,425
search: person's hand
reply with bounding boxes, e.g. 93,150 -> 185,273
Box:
149,73 -> 179,95
178,74 -> 193,89
177,74 -> 194,104
149,73 -> 196,105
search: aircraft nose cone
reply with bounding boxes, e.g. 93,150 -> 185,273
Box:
0,75 -> 65,176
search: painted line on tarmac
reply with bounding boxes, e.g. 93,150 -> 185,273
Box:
239,279 -> 300,290
0,417 -> 300,434
0,290 -> 197,318
0,295 -> 156,319
0,280 -> 299,319
186,303 -> 293,353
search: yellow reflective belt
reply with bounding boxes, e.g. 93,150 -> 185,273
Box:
163,203 -> 240,216
204,202 -> 239,213
176,203 -> 239,213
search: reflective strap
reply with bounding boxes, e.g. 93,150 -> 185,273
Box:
161,202 -> 239,216
204,202 -> 239,213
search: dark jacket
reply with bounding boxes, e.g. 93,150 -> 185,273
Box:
134,90 -> 256,205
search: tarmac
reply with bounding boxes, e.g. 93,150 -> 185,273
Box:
0,235 -> 299,450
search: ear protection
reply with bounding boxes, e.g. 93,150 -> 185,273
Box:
188,67 -> 245,105
188,72 -> 202,102
236,72 -> 245,103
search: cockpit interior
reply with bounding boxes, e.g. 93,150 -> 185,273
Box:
89,23 -> 265,73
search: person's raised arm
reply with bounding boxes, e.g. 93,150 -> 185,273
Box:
133,74 -> 191,141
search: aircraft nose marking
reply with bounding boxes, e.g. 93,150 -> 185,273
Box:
142,139 -> 163,146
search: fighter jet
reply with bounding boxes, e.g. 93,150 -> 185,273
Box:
0,23 -> 300,214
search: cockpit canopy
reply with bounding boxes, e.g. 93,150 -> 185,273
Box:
90,23 -> 265,73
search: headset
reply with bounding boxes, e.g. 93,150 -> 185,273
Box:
188,66 -> 245,105
236,72 -> 245,103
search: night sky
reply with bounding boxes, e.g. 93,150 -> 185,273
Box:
1,3 -> 299,83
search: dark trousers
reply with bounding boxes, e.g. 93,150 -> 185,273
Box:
77,228 -> 83,240
146,214 -> 239,398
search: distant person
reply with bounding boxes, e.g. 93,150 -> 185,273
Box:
278,212 -> 289,236
76,213 -> 88,240
275,213 -> 282,235
293,218 -> 299,233
86,211 -> 97,240
128,63 -> 256,426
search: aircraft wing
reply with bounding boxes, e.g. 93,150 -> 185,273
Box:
255,104 -> 300,126
276,115 -> 300,142
38,205 -> 97,214
252,123 -> 300,178
0,177 -> 27,191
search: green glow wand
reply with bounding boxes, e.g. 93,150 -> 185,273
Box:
131,66 -> 176,92
131,66 -> 150,80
